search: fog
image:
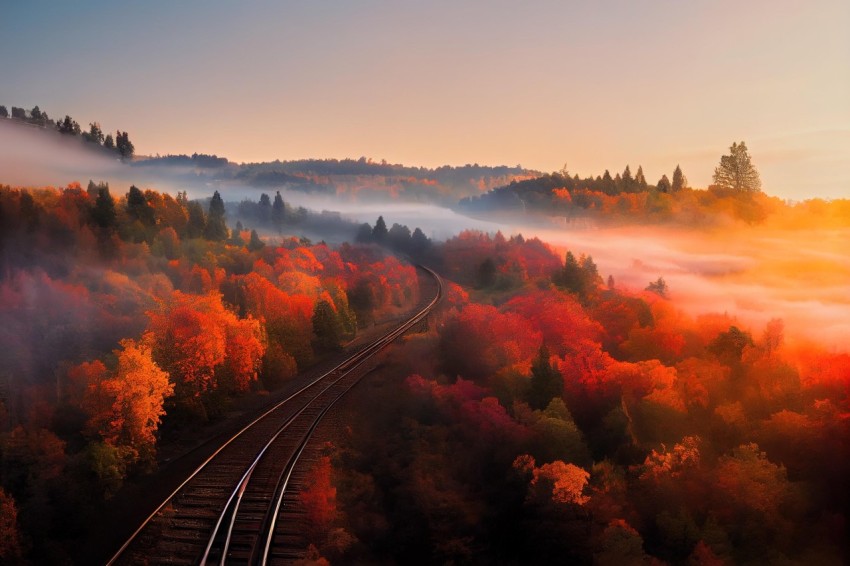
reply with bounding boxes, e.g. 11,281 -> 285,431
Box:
520,224 -> 850,349
0,120 -> 230,197
3,122 -> 846,349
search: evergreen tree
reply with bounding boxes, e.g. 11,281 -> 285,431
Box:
258,193 -> 271,224
126,186 -> 155,225
528,345 -> 563,410
58,115 -> 80,135
372,216 -> 388,242
0,106 -> 8,118
713,141 -> 761,192
671,165 -> 687,192
30,106 -> 47,126
621,165 -> 633,192
410,227 -> 431,256
248,229 -> 265,251
556,251 -> 584,295
388,223 -> 411,251
635,166 -> 647,189
103,133 -> 115,150
204,190 -> 229,241
83,122 -> 105,144
272,191 -> 285,229
355,223 -> 373,243
186,201 -> 206,238
312,299 -> 345,353
601,170 -> 616,195
116,131 -> 134,159
91,187 -> 116,229
656,175 -> 672,193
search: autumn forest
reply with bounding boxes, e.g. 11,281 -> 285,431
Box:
2,42 -> 850,562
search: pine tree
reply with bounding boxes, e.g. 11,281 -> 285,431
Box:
187,201 -> 206,238
116,131 -> 134,159
91,187 -> 116,229
58,115 -> 80,135
248,229 -> 265,251
272,191 -> 285,229
372,216 -> 388,242
126,186 -> 155,225
528,345 -> 562,410
635,166 -> 647,189
656,175 -> 672,193
258,193 -> 271,224
312,300 -> 344,353
713,141 -> 761,192
204,190 -> 229,241
671,165 -> 687,192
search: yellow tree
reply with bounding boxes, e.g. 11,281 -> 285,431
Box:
83,334 -> 173,464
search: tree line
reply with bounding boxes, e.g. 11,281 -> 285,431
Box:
460,142 -> 764,224
0,103 -> 135,159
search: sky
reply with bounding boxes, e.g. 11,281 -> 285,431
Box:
1,0 -> 848,200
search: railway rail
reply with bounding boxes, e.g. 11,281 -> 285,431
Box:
108,266 -> 442,565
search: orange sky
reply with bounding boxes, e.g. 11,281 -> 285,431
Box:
2,1 -> 848,199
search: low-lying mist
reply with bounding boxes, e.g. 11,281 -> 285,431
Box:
3,122 -> 845,349
530,224 -> 850,349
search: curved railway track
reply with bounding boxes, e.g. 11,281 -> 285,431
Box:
108,266 -> 442,565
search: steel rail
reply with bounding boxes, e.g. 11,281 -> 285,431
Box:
107,266 -> 441,565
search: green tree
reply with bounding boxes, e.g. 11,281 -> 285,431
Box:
713,141 -> 761,192
312,299 -> 345,353
410,227 -> 431,256
355,222 -> 373,243
258,193 -> 271,224
635,166 -> 647,189
388,222 -> 411,251
204,190 -> 229,241
83,122 -> 105,144
621,165 -> 633,192
0,106 -> 8,118
103,133 -> 115,149
601,169 -> 616,195
248,229 -> 265,251
58,115 -> 81,135
272,191 -> 285,229
186,201 -> 206,238
671,165 -> 687,192
115,130 -> 134,159
656,175 -> 672,193
30,105 -> 47,126
126,185 -> 155,225
91,187 -> 116,229
528,345 -> 562,410
372,215 -> 388,242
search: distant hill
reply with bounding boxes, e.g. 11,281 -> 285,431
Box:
135,154 -> 539,204
1,102 -> 538,205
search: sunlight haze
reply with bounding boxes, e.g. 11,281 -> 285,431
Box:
2,0 -> 848,199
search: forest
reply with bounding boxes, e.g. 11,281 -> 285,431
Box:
0,181 -> 420,562
0,103 -> 535,205
0,115 -> 848,565
1,178 -> 847,563
295,229 -> 850,564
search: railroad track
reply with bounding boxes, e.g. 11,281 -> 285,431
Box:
108,266 -> 442,565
